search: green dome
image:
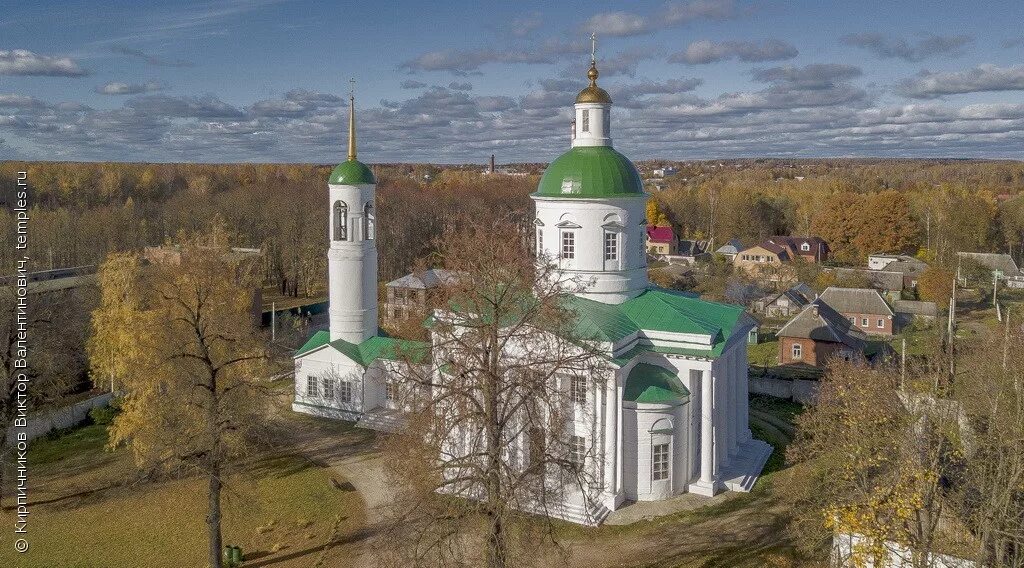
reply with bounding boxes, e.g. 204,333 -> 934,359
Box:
534,146 -> 644,199
329,159 -> 376,185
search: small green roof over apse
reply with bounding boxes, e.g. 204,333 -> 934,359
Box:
623,363 -> 690,404
534,146 -> 644,199
329,159 -> 376,185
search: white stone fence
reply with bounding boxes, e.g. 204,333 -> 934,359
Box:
833,533 -> 974,567
5,391 -> 114,444
748,375 -> 819,405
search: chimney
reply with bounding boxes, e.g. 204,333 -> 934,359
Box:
489,154 -> 495,174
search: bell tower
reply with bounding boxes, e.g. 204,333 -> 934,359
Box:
327,83 -> 379,343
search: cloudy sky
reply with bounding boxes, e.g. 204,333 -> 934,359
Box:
3,0 -> 1024,164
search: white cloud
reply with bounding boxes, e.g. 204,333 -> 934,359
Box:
897,64 -> 1024,98
96,80 -> 166,95
0,49 -> 87,77
580,12 -> 649,37
670,39 -> 798,64
841,33 -> 972,62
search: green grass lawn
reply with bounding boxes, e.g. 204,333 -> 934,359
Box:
748,340 -> 779,367
1,422 -> 365,568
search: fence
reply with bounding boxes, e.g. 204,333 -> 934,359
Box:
5,391 -> 114,444
749,375 -> 819,405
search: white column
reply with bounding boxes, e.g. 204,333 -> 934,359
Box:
725,354 -> 736,460
728,350 -> 739,456
604,371 -> 618,500
741,348 -> 752,443
689,368 -> 718,496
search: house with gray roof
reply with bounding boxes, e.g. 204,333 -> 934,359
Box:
957,252 -> 1022,287
384,268 -> 458,320
715,238 -> 744,261
818,287 -> 897,336
751,282 -> 815,318
832,267 -> 904,296
776,299 -> 868,367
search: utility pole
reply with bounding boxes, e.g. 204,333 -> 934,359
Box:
271,301 -> 276,342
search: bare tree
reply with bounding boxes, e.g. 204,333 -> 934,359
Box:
379,218 -> 608,568
952,326 -> 1024,567
0,284 -> 92,507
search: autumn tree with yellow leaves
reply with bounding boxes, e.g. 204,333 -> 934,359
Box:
90,227 -> 270,568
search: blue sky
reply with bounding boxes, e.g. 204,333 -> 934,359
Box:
2,0 -> 1024,163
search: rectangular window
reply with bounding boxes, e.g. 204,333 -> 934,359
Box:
570,435 -> 586,469
861,317 -> 869,327
570,375 -> 587,405
849,316 -> 856,324
561,231 -> 576,259
338,381 -> 352,403
652,442 -> 670,481
322,376 -> 335,400
792,343 -> 803,360
581,109 -> 590,132
877,318 -> 884,328
604,231 -> 618,260
536,228 -> 543,256
385,381 -> 397,402
306,375 -> 318,397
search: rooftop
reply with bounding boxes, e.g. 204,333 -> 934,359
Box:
777,299 -> 866,350
819,287 -> 894,316
623,363 -> 690,404
295,330 -> 429,366
386,268 -> 458,290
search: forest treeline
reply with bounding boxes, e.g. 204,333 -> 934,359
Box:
2,159 -> 1024,293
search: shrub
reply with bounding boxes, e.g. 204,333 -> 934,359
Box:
88,404 -> 118,426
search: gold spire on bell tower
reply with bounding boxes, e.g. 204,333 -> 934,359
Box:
347,78 -> 357,161
576,33 -> 612,104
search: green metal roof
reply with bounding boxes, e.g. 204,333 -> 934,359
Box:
562,288 -> 746,356
295,330 -> 428,366
329,159 -> 376,185
623,362 -> 689,403
534,146 -> 644,199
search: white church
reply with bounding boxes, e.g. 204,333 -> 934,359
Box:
293,54 -> 772,525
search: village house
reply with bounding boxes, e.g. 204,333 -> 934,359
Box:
733,241 -> 791,277
867,253 -> 918,271
776,299 -> 868,367
384,268 -> 456,320
831,267 -> 904,298
714,239 -> 744,261
957,252 -> 1024,288
751,282 -> 815,319
892,299 -> 938,328
676,239 -> 711,264
818,286 -> 896,337
646,225 -> 678,255
767,236 -> 830,263
734,236 -> 829,278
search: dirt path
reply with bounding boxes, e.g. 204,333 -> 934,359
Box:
268,404 -> 388,567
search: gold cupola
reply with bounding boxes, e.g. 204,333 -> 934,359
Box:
575,60 -> 612,104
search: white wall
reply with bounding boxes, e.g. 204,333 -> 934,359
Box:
294,349 -> 366,416
534,196 -> 648,304
573,102 -> 612,147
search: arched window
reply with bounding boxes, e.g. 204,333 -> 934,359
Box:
363,203 -> 375,240
333,200 -> 347,241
